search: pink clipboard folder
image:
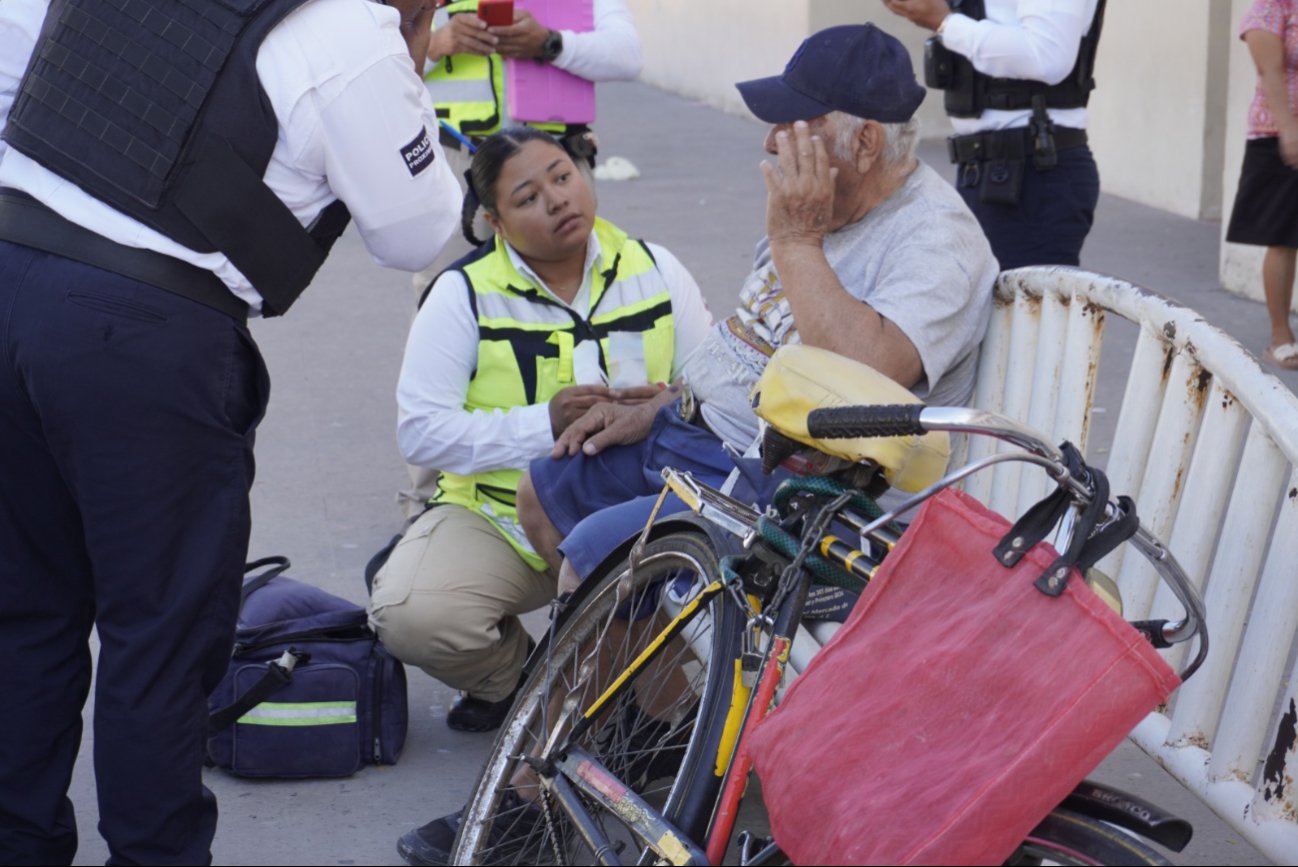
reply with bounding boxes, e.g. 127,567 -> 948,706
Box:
507,0 -> 595,125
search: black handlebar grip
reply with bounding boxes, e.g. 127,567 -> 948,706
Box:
806,405 -> 926,439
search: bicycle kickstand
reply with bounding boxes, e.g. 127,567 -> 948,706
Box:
736,830 -> 784,867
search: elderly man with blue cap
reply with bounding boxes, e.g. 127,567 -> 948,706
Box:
393,29 -> 998,863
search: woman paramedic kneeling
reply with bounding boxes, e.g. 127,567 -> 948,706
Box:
367,127 -> 712,734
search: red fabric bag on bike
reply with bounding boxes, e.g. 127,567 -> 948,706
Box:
748,488 -> 1180,866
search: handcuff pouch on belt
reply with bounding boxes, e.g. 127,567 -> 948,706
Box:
948,98 -> 1060,205
948,131 -> 1026,206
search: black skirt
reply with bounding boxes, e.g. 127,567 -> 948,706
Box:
1226,137 -> 1298,248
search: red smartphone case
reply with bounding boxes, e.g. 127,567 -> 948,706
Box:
477,0 -> 513,26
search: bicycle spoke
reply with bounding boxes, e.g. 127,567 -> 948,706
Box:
453,533 -> 742,865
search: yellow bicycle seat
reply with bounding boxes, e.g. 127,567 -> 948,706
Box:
751,345 -> 951,493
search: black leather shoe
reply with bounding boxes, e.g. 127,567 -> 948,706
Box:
396,792 -> 543,866
397,810 -> 461,867
446,690 -> 518,732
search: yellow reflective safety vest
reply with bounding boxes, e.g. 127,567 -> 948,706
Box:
425,0 -> 566,138
432,218 -> 677,569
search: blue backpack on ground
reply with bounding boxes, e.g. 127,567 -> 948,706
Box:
207,556 -> 408,778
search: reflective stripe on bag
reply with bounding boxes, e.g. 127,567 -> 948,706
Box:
238,701 -> 358,726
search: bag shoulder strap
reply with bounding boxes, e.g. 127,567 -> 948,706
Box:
241,555 -> 291,604
208,649 -> 308,735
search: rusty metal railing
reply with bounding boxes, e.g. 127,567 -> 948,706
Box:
966,267 -> 1298,862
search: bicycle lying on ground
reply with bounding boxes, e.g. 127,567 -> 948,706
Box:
450,367 -> 1208,865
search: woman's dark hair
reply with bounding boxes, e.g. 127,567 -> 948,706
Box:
461,126 -> 578,246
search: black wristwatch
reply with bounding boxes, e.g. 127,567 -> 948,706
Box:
540,29 -> 563,62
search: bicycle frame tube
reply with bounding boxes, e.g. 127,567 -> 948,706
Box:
706,632 -> 792,865
547,747 -> 709,866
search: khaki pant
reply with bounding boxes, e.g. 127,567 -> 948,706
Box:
368,505 -> 556,701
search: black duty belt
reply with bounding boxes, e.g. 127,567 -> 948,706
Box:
0,188 -> 248,322
947,126 -> 1087,164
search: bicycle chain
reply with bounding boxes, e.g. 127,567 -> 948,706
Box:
540,786 -> 567,866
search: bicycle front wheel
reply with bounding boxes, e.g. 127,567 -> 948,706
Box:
1008,809 -> 1173,866
452,530 -> 743,865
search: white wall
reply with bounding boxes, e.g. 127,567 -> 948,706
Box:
625,0 -> 810,117
1089,0 -> 1231,220
624,0 -> 951,136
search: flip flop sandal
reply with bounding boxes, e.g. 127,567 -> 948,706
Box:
1263,342 -> 1298,370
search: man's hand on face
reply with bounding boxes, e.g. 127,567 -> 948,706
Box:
762,120 -> 837,250
881,0 -> 952,32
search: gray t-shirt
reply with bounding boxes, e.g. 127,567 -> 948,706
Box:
683,161 -> 998,450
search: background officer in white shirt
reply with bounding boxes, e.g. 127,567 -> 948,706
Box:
884,0 -> 1104,270
0,1 -> 460,863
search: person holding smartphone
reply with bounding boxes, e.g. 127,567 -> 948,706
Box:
424,0 -> 639,154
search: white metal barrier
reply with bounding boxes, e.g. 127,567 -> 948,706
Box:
967,267 -> 1298,863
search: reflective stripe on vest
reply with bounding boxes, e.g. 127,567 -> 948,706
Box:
433,218 -> 676,568
238,701 -> 358,727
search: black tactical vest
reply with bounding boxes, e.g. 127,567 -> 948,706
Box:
932,0 -> 1108,119
2,0 -> 351,317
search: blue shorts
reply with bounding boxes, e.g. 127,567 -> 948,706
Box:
529,402 -> 736,578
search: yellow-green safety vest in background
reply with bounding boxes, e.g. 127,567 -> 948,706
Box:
433,218 -> 677,569
425,0 -> 566,137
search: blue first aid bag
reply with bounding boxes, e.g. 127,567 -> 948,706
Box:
207,557 -> 408,778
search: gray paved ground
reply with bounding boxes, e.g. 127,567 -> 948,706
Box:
65,81 -> 1292,865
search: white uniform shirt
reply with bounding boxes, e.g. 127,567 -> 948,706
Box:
397,234 -> 712,474
429,0 -> 642,127
0,0 -> 462,316
940,0 -> 1100,134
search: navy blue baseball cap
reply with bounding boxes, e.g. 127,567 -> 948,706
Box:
736,24 -> 925,124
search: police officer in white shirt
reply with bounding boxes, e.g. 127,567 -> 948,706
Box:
884,0 -> 1104,269
0,0 -> 460,863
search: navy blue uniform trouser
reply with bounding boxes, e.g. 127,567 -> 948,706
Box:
956,145 -> 1100,272
0,241 -> 268,865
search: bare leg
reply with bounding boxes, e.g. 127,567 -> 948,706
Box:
518,471 -> 565,572
1263,246 -> 1298,349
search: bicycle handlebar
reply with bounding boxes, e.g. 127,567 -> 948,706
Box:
804,404 -> 1208,679
808,405 -> 1067,464
806,405 -> 927,439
